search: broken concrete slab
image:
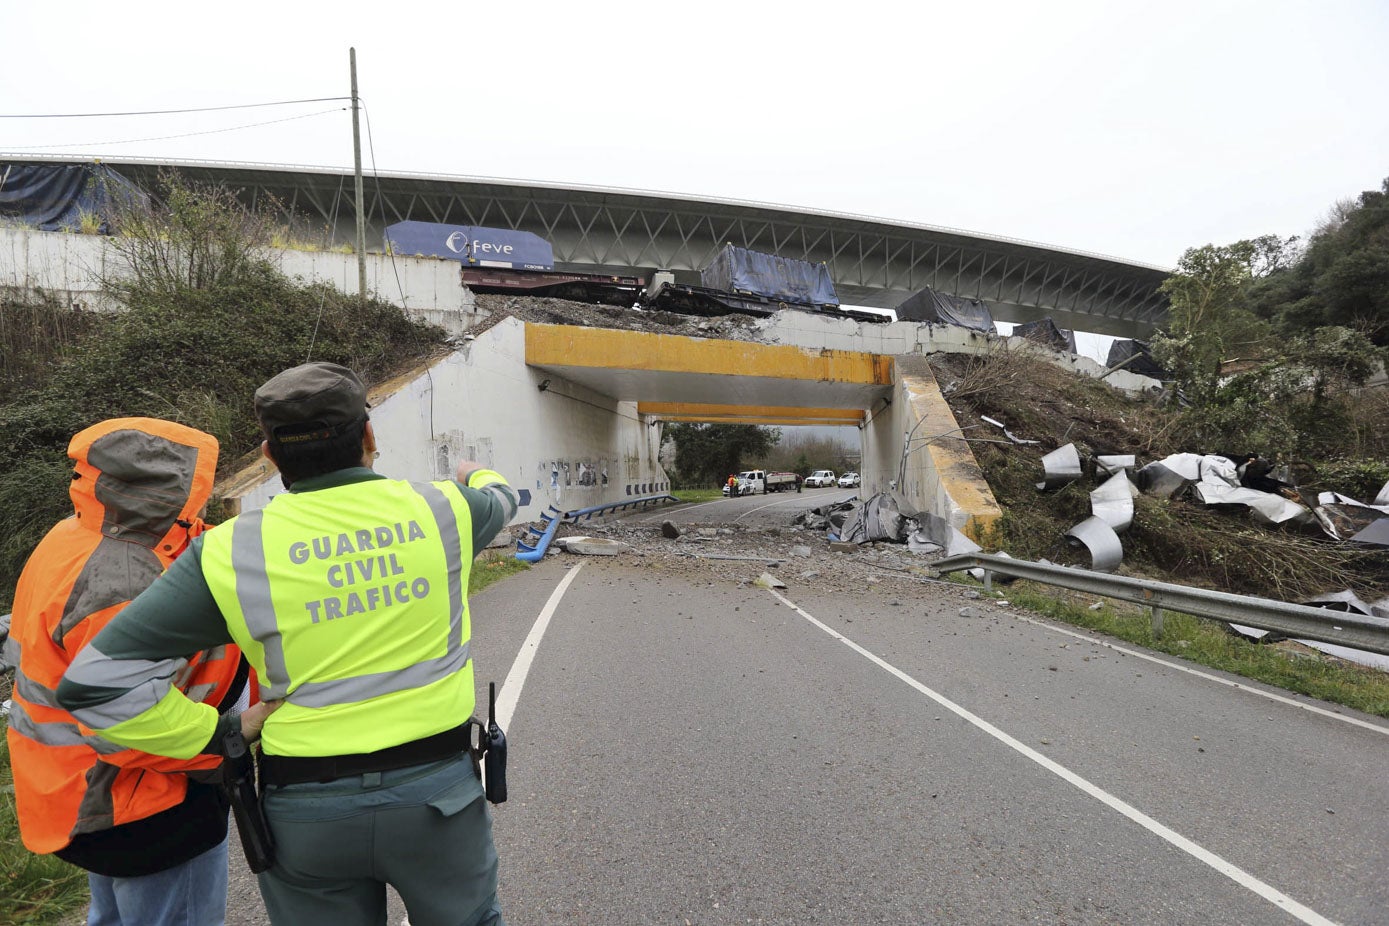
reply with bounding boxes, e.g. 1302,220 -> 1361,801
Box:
563,538 -> 630,556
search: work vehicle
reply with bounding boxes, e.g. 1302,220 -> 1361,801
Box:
386,223 -> 887,324
723,470 -> 799,496
804,470 -> 837,488
838,472 -> 861,487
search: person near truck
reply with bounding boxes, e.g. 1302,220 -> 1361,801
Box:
57,362 -> 520,926
6,418 -> 247,926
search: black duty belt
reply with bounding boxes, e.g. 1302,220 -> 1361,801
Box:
259,724 -> 472,786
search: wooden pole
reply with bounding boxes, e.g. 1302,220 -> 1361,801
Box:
350,48 -> 367,307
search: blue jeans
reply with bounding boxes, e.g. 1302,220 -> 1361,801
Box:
86,836 -> 228,926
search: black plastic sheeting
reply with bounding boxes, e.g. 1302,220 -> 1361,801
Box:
0,161 -> 148,233
1105,339 -> 1167,377
1013,317 -> 1078,353
700,244 -> 839,307
893,286 -> 995,331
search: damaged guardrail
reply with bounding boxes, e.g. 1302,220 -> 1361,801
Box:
516,494 -> 678,562
932,553 -> 1389,657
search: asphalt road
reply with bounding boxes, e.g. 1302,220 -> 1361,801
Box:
210,490 -> 1388,925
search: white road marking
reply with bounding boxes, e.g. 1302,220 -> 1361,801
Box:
769,588 -> 1340,926
733,489 -> 856,523
1007,611 -> 1389,737
494,564 -> 584,731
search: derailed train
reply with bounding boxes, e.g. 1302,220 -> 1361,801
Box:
384,220 -> 889,324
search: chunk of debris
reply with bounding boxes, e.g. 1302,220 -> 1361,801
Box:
562,538 -> 630,556
829,541 -> 858,553
753,572 -> 788,589
1064,517 -> 1123,572
1095,454 -> 1135,476
1037,443 -> 1082,490
661,520 -> 681,539
1089,471 -> 1137,533
980,415 -> 1040,445
790,545 -> 813,557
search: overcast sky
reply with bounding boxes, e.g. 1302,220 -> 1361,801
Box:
3,0 -> 1386,272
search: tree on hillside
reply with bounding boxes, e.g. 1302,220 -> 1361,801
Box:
1150,238 -> 1288,404
1249,178 -> 1389,345
662,423 -> 780,486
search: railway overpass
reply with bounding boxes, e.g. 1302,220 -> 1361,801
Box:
5,155 -> 1171,338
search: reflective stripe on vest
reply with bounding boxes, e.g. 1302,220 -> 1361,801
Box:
226,482 -> 469,706
203,478 -> 476,756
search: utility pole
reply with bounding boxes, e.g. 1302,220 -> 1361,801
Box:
350,47 -> 367,307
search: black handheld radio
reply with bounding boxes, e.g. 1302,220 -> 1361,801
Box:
483,681 -> 508,804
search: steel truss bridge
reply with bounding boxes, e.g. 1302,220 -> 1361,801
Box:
13,155 -> 1171,337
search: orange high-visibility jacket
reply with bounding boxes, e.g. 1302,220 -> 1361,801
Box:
6,418 -> 246,861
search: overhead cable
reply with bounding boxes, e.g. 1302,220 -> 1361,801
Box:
0,97 -> 351,119
4,107 -> 346,150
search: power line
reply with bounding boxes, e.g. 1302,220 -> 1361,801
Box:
0,97 -> 351,119
3,107 -> 346,151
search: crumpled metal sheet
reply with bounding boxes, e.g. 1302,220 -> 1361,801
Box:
1090,471 -> 1137,532
1312,503 -> 1387,541
1064,516 -> 1123,572
1037,443 -> 1082,490
1349,518 -> 1389,547
1136,452 -> 1207,497
1376,480 -> 1389,507
1194,483 -> 1311,525
1300,590 -> 1389,620
911,511 -> 983,558
1096,454 -> 1136,476
840,493 -> 908,544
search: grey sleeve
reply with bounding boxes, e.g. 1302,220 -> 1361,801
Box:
457,481 -> 519,554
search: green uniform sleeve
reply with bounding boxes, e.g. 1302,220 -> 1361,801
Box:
56,537 -> 236,757
455,469 -> 518,554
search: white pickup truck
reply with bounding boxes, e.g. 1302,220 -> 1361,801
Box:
723,469 -> 800,496
803,469 -> 837,488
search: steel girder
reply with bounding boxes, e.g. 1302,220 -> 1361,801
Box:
18,156 -> 1170,336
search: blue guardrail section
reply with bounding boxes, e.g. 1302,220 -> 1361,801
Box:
515,494 -> 679,562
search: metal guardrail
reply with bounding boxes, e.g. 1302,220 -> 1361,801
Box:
516,494 -> 679,563
933,553 -> 1389,657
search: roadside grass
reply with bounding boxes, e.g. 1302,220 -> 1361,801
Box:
470,550 -> 530,594
0,730 -> 88,926
671,487 -> 725,504
969,578 -> 1389,718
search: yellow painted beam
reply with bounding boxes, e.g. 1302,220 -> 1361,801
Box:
526,323 -> 893,385
657,416 -> 861,427
639,402 -> 864,422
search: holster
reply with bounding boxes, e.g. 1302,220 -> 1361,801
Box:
222,748 -> 276,873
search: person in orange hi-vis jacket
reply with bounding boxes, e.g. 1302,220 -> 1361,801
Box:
4,418 -> 251,926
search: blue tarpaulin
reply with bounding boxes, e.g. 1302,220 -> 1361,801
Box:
0,162 -> 148,233
893,286 -> 995,331
700,244 -> 838,307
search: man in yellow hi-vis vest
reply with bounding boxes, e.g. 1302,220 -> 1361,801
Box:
59,362 -> 518,926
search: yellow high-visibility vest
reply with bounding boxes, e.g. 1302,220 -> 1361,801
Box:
202,478 -> 475,756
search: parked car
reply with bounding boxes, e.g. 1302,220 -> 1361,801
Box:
804,469 -> 837,488
838,472 -> 860,487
